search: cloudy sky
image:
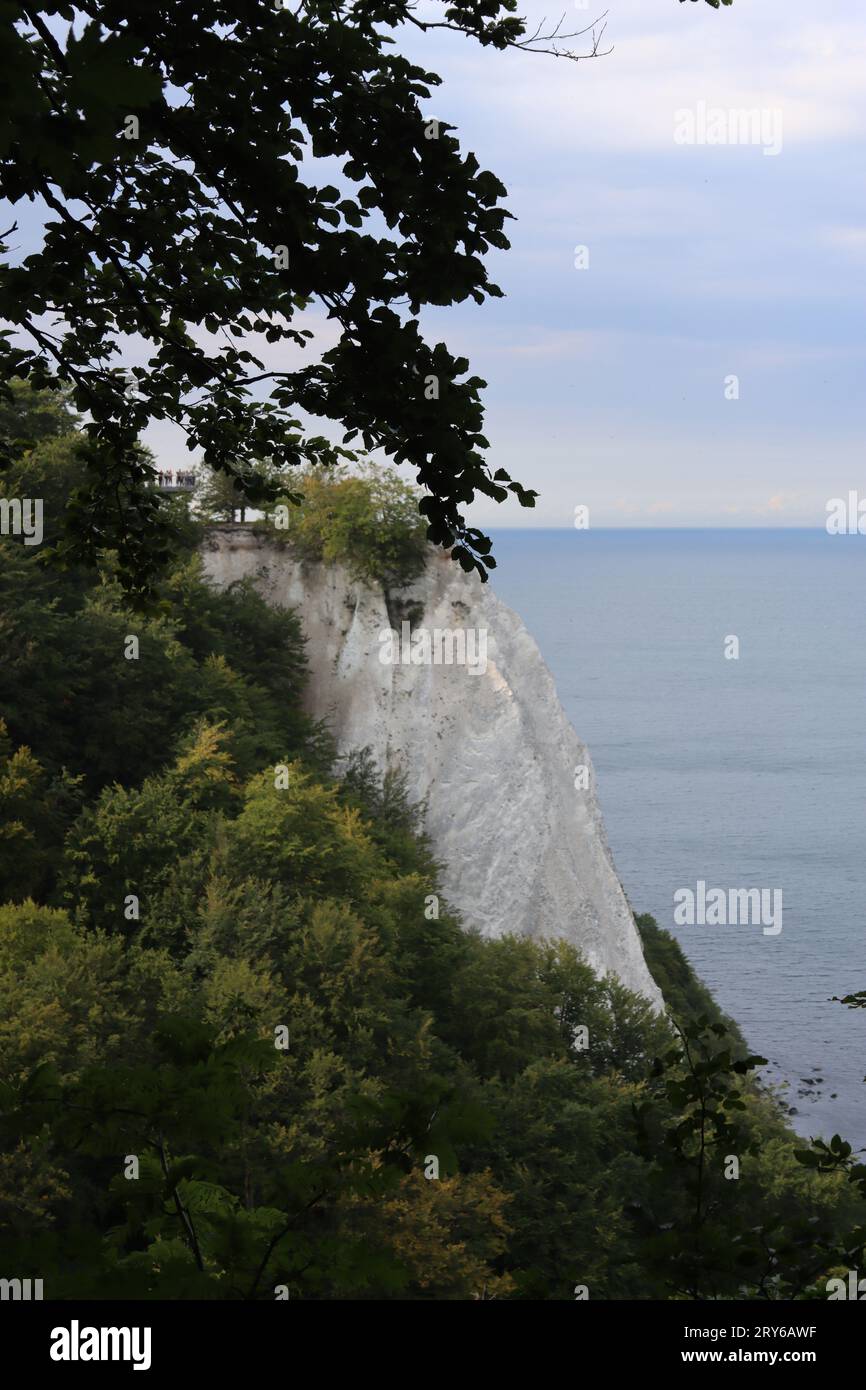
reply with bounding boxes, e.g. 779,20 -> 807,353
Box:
14,2 -> 866,529
394,0 -> 866,528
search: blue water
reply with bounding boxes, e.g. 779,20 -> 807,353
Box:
488,529 -> 866,1148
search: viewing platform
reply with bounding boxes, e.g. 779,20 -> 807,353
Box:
153,470 -> 196,494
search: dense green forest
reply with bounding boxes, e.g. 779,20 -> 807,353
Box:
0,385 -> 863,1299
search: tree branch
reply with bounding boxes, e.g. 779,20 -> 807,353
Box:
403,8 -> 612,62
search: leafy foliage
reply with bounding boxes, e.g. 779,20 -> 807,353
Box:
791,990 -> 866,1283
1,2 -> 536,598
194,459 -> 281,525
263,463 -> 430,590
0,405 -> 324,799
1,717 -> 855,1297
636,912 -> 743,1042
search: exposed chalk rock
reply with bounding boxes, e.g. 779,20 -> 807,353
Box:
201,526 -> 663,1008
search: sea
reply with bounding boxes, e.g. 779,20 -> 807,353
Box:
488,528 -> 866,1149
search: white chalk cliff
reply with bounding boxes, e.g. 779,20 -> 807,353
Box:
201,527 -> 663,1008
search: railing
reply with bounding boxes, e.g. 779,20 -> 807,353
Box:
153,474 -> 196,491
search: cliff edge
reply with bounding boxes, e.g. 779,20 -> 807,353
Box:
201,526 -> 663,1008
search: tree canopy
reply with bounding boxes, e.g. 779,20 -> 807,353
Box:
2,1 -> 727,598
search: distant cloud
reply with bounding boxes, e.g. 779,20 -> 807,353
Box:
821,225 -> 866,253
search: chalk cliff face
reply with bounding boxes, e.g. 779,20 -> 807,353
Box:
201,527 -> 663,1008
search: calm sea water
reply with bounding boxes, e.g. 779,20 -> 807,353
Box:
488,529 -> 866,1148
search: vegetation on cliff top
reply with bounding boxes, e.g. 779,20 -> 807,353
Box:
196,459 -> 432,591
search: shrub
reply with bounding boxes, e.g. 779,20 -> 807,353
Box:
265,463 -> 429,590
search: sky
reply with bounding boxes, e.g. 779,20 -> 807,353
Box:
11,1 -> 866,529
392,0 -> 866,529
